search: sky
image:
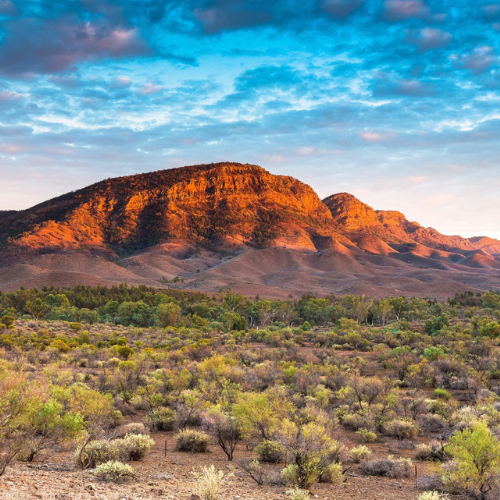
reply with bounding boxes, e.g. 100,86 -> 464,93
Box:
0,0 -> 499,239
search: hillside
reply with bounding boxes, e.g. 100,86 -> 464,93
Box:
0,162 -> 499,297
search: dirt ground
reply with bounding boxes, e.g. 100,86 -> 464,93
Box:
0,430 -> 435,500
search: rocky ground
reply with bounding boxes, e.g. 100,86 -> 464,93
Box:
0,431 -> 434,500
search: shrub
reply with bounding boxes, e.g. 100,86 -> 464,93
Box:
420,414 -> 448,433
384,418 -> 419,440
115,422 -> 149,438
415,442 -> 446,462
286,486 -> 310,500
281,464 -> 299,486
356,428 -> 377,443
418,493 -> 448,500
255,440 -> 286,463
191,465 -> 229,500
276,418 -> 345,488
120,433 -> 155,461
76,440 -> 120,469
174,429 -> 210,453
433,389 -> 451,401
342,412 -> 369,431
319,462 -> 343,484
93,460 -> 133,481
350,445 -> 372,463
237,459 -> 266,485
149,407 -> 176,431
442,421 -> 500,499
360,456 -> 413,478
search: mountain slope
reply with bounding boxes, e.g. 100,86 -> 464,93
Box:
0,163 -> 345,263
323,192 -> 500,255
0,162 -> 499,297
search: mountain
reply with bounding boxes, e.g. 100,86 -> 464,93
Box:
0,162 -> 499,297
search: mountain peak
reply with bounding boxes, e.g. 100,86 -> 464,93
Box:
322,192 -> 380,231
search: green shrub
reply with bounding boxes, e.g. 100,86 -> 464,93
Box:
442,421 -> 500,499
319,462 -> 343,484
93,460 -> 133,481
350,445 -> 371,463
255,440 -> 286,463
120,433 -> 155,461
76,440 -> 120,469
286,486 -> 310,500
360,456 -> 413,478
433,389 -> 451,401
191,465 -> 229,500
281,464 -> 299,486
174,429 -> 210,453
149,407 -> 176,431
356,428 -> 377,443
384,418 -> 419,440
418,492 -> 448,500
415,442 -> 446,462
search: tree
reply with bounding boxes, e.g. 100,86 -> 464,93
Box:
233,390 -> 295,440
443,422 -> 500,500
155,302 -> 181,328
203,407 -> 241,461
276,412 -> 343,488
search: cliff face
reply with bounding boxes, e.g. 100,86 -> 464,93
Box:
1,162 -> 499,266
0,163 -> 339,261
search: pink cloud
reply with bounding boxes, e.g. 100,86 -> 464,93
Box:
408,27 -> 452,51
458,46 -> 497,75
139,83 -> 163,95
0,18 -> 149,77
0,91 -> 21,101
384,0 -> 429,22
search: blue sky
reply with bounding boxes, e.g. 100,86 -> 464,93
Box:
0,0 -> 499,238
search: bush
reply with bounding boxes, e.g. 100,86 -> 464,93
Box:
76,440 -> 120,469
93,460 -> 133,481
319,462 -> 343,484
255,440 -> 286,463
360,456 -> 413,478
191,465 -> 229,500
418,493 -> 448,500
415,442 -> 446,462
149,407 -> 176,431
420,414 -> 448,433
120,433 -> 155,461
384,418 -> 419,440
356,428 -> 377,443
281,464 -> 299,486
174,429 -> 210,453
115,422 -> 149,438
442,421 -> 500,499
433,389 -> 451,401
286,486 -> 310,500
350,445 -> 371,463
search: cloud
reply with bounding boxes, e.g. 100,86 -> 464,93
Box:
456,46 -> 497,75
383,0 -> 430,22
407,27 -> 452,51
0,18 -> 149,77
0,0 -> 16,15
372,74 -> 435,97
139,83 -> 164,95
321,0 -> 364,19
193,0 -> 271,34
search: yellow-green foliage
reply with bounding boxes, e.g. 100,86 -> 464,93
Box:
93,460 -> 133,481
443,421 -> 500,498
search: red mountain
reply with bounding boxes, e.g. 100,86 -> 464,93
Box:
0,163 -> 499,297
